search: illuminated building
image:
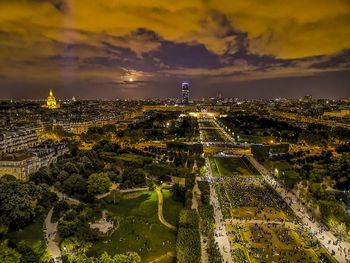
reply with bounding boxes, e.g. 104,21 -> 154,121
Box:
42,89 -> 60,109
182,82 -> 189,104
323,109 -> 350,118
0,152 -> 36,180
0,143 -> 68,180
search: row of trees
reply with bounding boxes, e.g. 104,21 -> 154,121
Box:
171,173 -> 196,207
176,209 -> 201,263
220,113 -> 300,143
221,113 -> 350,146
65,251 -> 140,263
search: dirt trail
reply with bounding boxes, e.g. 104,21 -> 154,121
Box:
156,187 -> 177,231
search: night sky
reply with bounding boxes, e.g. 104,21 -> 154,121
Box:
0,0 -> 350,100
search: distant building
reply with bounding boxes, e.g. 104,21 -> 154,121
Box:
300,95 -> 312,103
42,89 -> 60,109
182,82 -> 189,104
0,129 -> 38,154
323,108 -> 350,123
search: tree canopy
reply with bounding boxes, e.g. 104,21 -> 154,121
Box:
88,172 -> 112,195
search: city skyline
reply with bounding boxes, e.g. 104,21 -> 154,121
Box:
0,0 -> 350,99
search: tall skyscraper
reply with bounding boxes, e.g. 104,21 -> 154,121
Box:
182,82 -> 189,104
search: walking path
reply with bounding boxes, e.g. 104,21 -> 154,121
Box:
148,251 -> 176,263
248,155 -> 350,263
44,208 -> 62,263
191,180 -> 200,210
96,186 -> 148,199
205,157 -> 233,263
50,187 -> 80,204
156,186 -> 177,231
209,180 -> 233,263
44,187 -> 82,263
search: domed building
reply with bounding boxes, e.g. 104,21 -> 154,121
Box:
42,89 -> 60,109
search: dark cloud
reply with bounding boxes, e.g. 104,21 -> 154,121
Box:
0,0 -> 349,99
310,50 -> 350,69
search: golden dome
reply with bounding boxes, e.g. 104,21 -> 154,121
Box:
42,89 -> 60,109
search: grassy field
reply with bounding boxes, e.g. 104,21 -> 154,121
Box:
6,216 -> 44,245
237,134 -> 275,144
201,128 -> 228,142
209,156 -> 261,177
162,189 -> 183,227
88,191 -> 177,263
100,152 -> 152,167
199,121 -> 215,128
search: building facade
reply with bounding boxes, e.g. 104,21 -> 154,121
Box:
0,152 -> 37,180
182,82 -> 189,104
0,129 -> 38,154
0,143 -> 68,180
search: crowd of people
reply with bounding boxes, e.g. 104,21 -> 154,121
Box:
208,174 -> 335,262
215,176 -> 294,220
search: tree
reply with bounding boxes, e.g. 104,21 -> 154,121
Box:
179,209 -> 199,229
120,168 -> 145,189
17,240 -> 40,263
88,172 -> 112,195
176,228 -> 201,263
63,162 -> 80,175
58,170 -> 70,182
62,174 -> 88,196
30,166 -> 53,185
67,251 -> 140,263
198,181 -> 210,204
0,176 -> 41,229
319,200 -> 347,221
58,220 -> 77,238
52,200 -> 70,222
171,183 -> 186,203
327,217 -> 347,239
0,240 -> 21,263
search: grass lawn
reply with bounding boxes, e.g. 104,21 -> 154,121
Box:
201,129 -> 228,142
6,216 -> 44,245
209,157 -> 220,177
87,191 -> 176,263
209,156 -> 261,177
199,121 -> 215,128
100,152 -> 152,166
162,189 -> 183,227
238,134 -> 275,144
